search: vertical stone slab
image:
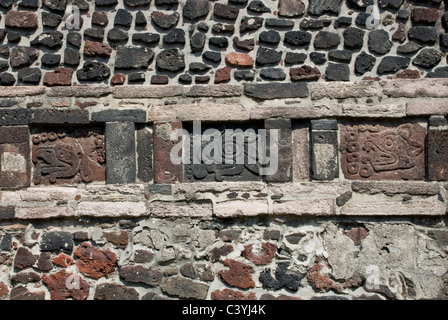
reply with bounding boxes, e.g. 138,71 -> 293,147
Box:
153,122 -> 183,184
311,119 -> 338,181
340,121 -> 426,180
293,123 -> 310,181
0,126 -> 30,188
428,116 -> 448,181
136,125 -> 154,183
265,119 -> 292,182
105,122 -> 136,184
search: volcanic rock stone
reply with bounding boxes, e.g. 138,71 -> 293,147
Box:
18,68 -> 42,84
377,56 -> 410,75
31,32 -> 64,49
114,9 -> 133,27
355,51 -> 376,75
368,30 -> 392,55
95,0 -> 118,6
260,68 -> 287,81
43,67 -> 73,86
308,0 -> 342,15
0,73 -> 16,86
259,30 -> 281,45
64,48 -> 80,66
408,27 -> 438,44
203,51 -> 221,63
284,31 -> 312,47
285,52 -> 307,65
132,33 -> 160,45
265,19 -> 295,29
92,12 -> 109,26
411,7 -> 438,24
397,42 -> 421,55
163,29 -> 185,44
240,17 -> 264,33
233,37 -> 255,51
135,11 -> 147,27
14,247 -> 37,270
10,47 -> 39,68
392,23 -> 406,43
413,48 -> 442,68
214,3 -> 239,20
84,40 -> 112,57
314,31 -> 340,49
67,33 -> 82,48
41,231 -> 73,252
234,70 -> 255,81
290,65 -> 321,81
107,28 -> 129,42
209,37 -> 229,49
5,11 -> 38,30
310,52 -> 326,65
77,61 -> 111,81
256,47 -> 282,66
343,27 -> 365,49
427,67 -> 448,78
189,62 -> 212,73
190,32 -> 206,52
84,28 -> 105,41
119,266 -> 163,286
278,0 -> 305,17
74,242 -> 117,279
212,23 -> 235,34
156,49 -> 185,72
325,63 -> 350,81
43,0 -> 67,11
42,12 -> 62,28
329,50 -> 353,63
244,83 -> 309,99
152,11 -> 179,29
116,47 -> 154,69
378,0 -> 403,8
124,0 -> 150,7
183,0 -> 209,20
248,0 -> 270,13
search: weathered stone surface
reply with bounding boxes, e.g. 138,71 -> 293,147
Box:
240,16 -> 264,33
84,40 -> 112,58
156,49 -> 185,72
161,276 -> 209,299
10,46 -> 39,68
244,83 -> 309,100
183,0 -> 209,20
411,7 -> 438,24
5,10 -> 38,30
368,30 -> 392,55
11,272 -> 41,284
18,68 -> 42,84
314,31 -> 340,49
40,231 -> 73,252
115,47 -> 154,70
43,67 -> 73,86
428,129 -> 448,181
412,48 -> 442,69
340,122 -> 426,180
242,242 -> 277,265
259,261 -> 303,291
77,61 -> 111,82
43,270 -> 89,300
311,120 -> 338,180
290,65 -> 321,81
343,27 -> 365,49
94,283 -> 139,300
382,79 -> 448,98
377,56 -> 410,75
340,200 -> 445,215
154,122 -> 183,184
105,122 -> 136,184
278,0 -> 305,17
149,200 -> 212,217
74,242 -> 117,279
408,26 -> 438,44
14,247 -> 37,270
355,52 -> 376,75
308,0 -> 342,15
10,286 -> 45,300
284,31 -> 312,47
212,289 -> 257,300
219,259 -> 255,289
215,200 -> 268,218
256,47 -> 282,66
326,63 -> 350,81
119,266 -> 163,286
214,3 -> 239,20
31,32 -> 64,49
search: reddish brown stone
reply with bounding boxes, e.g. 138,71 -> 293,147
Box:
278,0 -> 305,17
43,270 -> 90,300
153,122 -> 183,184
345,227 -> 369,246
211,288 -> 257,300
43,67 -> 74,86
11,272 -> 41,284
0,282 -> 9,299
32,126 -> 105,185
290,65 -> 321,81
225,52 -> 254,67
111,73 -> 126,85
10,286 -> 45,300
0,127 -> 30,189
242,242 -> 277,265
340,122 -> 426,180
5,11 -> 38,30
74,242 -> 117,279
52,253 -> 74,268
92,11 -> 109,26
233,37 -> 255,51
411,7 -> 439,24
392,23 -> 406,43
14,247 -> 37,270
219,259 -> 255,289
396,69 -> 420,79
104,230 -> 129,247
37,252 -> 53,272
151,75 -> 169,85
215,67 -> 231,84
83,40 -> 112,58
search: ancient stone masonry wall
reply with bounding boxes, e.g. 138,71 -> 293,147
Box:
0,0 -> 448,302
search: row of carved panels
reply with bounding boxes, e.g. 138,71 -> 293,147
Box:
0,119 -> 441,187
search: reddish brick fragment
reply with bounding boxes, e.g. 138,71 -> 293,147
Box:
74,242 -> 117,279
219,259 -> 255,289
43,67 -> 74,86
52,253 -> 74,268
211,288 -> 257,300
43,270 -> 89,300
242,242 -> 277,265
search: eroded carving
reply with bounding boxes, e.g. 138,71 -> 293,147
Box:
340,122 -> 426,180
32,127 -> 105,185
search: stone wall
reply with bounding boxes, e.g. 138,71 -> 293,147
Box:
0,0 -> 448,302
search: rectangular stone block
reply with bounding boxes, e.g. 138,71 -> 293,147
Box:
0,109 -> 33,125
184,85 -> 243,97
33,109 -> 90,124
0,126 -> 30,188
78,201 -> 147,217
342,104 -> 405,118
1,187 -> 79,202
149,200 -> 212,218
292,124 -> 310,180
46,86 -> 112,97
340,122 -> 426,180
0,86 -> 45,97
0,207 -> 15,220
311,120 -> 338,181
136,125 -> 154,183
250,105 -> 339,120
91,109 -> 147,123
339,200 -> 445,216
310,81 -> 380,100
149,104 -> 249,122
269,182 -> 350,198
146,184 -> 172,195
215,200 -> 269,218
105,122 -> 136,184
272,199 -> 335,215
153,122 -> 183,184
183,122 -> 263,183
265,119 -> 292,182
407,101 -> 448,116
113,85 -> 184,98
244,83 -> 309,100
381,79 -> 448,98
15,207 -> 75,219
351,181 -> 440,196
427,128 -> 448,181
31,126 -> 105,185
